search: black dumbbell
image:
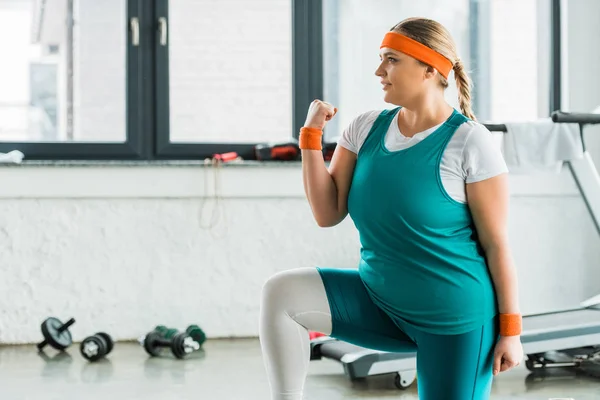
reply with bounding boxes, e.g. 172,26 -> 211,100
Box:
37,317 -> 76,351
80,332 -> 114,362
143,330 -> 200,359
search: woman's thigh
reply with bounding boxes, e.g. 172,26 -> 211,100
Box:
403,317 -> 498,400
316,267 -> 417,353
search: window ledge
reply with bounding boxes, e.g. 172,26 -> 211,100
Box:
0,159 -> 303,168
0,159 -> 581,199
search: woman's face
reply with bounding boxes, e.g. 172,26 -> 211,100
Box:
375,48 -> 429,107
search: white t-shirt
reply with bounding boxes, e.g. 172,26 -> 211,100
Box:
337,109 -> 508,203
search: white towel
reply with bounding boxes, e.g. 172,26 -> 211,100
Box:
503,118 -> 583,173
0,150 -> 24,164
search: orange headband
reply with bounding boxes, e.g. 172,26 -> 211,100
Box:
380,31 -> 453,79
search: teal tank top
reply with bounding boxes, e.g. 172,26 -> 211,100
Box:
347,107 -> 497,335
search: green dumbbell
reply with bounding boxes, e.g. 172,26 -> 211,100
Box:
163,329 -> 178,339
154,325 -> 168,335
186,325 -> 206,346
154,325 -> 179,339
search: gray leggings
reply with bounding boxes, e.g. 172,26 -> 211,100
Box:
259,267 -> 332,400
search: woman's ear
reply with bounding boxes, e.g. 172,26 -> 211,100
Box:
424,65 -> 436,80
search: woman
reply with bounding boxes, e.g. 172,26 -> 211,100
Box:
259,17 -> 523,400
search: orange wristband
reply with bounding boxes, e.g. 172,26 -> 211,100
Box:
499,313 -> 522,336
299,127 -> 323,150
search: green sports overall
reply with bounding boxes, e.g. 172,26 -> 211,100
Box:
317,107 -> 499,399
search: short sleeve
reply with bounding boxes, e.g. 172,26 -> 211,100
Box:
336,122 -> 359,154
336,110 -> 381,154
462,124 -> 509,183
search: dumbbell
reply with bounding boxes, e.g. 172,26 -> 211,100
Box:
155,325 -> 205,345
37,317 -> 76,351
154,325 -> 179,339
186,325 -> 206,347
80,332 -> 114,362
143,330 -> 200,359
155,324 -> 205,345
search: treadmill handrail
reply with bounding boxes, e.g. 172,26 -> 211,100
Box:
482,111 -> 600,132
552,111 -> 600,124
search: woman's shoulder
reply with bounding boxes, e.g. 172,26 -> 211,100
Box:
337,109 -> 391,153
451,119 -> 507,183
453,119 -> 494,142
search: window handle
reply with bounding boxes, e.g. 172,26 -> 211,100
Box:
130,17 -> 139,46
158,17 -> 168,46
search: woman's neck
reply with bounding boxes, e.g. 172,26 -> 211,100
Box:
398,96 -> 454,137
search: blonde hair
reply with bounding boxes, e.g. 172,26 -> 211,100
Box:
391,17 -> 476,121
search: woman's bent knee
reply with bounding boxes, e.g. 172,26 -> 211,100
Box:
262,269 -> 303,305
262,267 -> 323,303
260,268 -> 332,334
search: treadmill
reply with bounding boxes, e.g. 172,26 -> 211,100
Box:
309,111 -> 600,389
309,336 -> 417,389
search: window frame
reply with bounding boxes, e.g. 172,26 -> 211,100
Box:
0,0 -> 145,160
550,0 -> 562,113
0,0 -> 561,160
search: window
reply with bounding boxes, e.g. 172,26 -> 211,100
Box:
0,0 -> 562,160
154,0 -> 297,159
322,0 -> 473,140
0,0 -> 315,160
485,0 -> 552,122
563,0 -> 600,112
0,0 -> 139,159
321,0 -> 557,139
166,0 -> 292,144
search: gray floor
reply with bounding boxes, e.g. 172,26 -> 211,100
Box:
1,338 -> 599,400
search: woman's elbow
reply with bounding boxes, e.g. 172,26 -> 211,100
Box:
314,212 -> 346,228
481,237 -> 510,255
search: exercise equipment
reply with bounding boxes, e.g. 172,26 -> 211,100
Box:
142,330 -> 201,359
494,111 -> 600,377
309,111 -> 600,388
154,325 -> 179,339
80,332 -> 114,362
581,354 -> 600,377
153,324 -> 206,346
37,317 -> 76,352
254,140 -> 300,161
521,306 -> 600,377
186,324 -> 207,347
310,337 -> 417,389
309,331 -> 326,340
212,151 -> 239,162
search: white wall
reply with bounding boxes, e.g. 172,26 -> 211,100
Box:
0,164 -> 362,344
0,161 -> 599,344
1,1 -> 600,345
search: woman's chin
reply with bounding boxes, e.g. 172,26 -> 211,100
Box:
383,92 -> 403,106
